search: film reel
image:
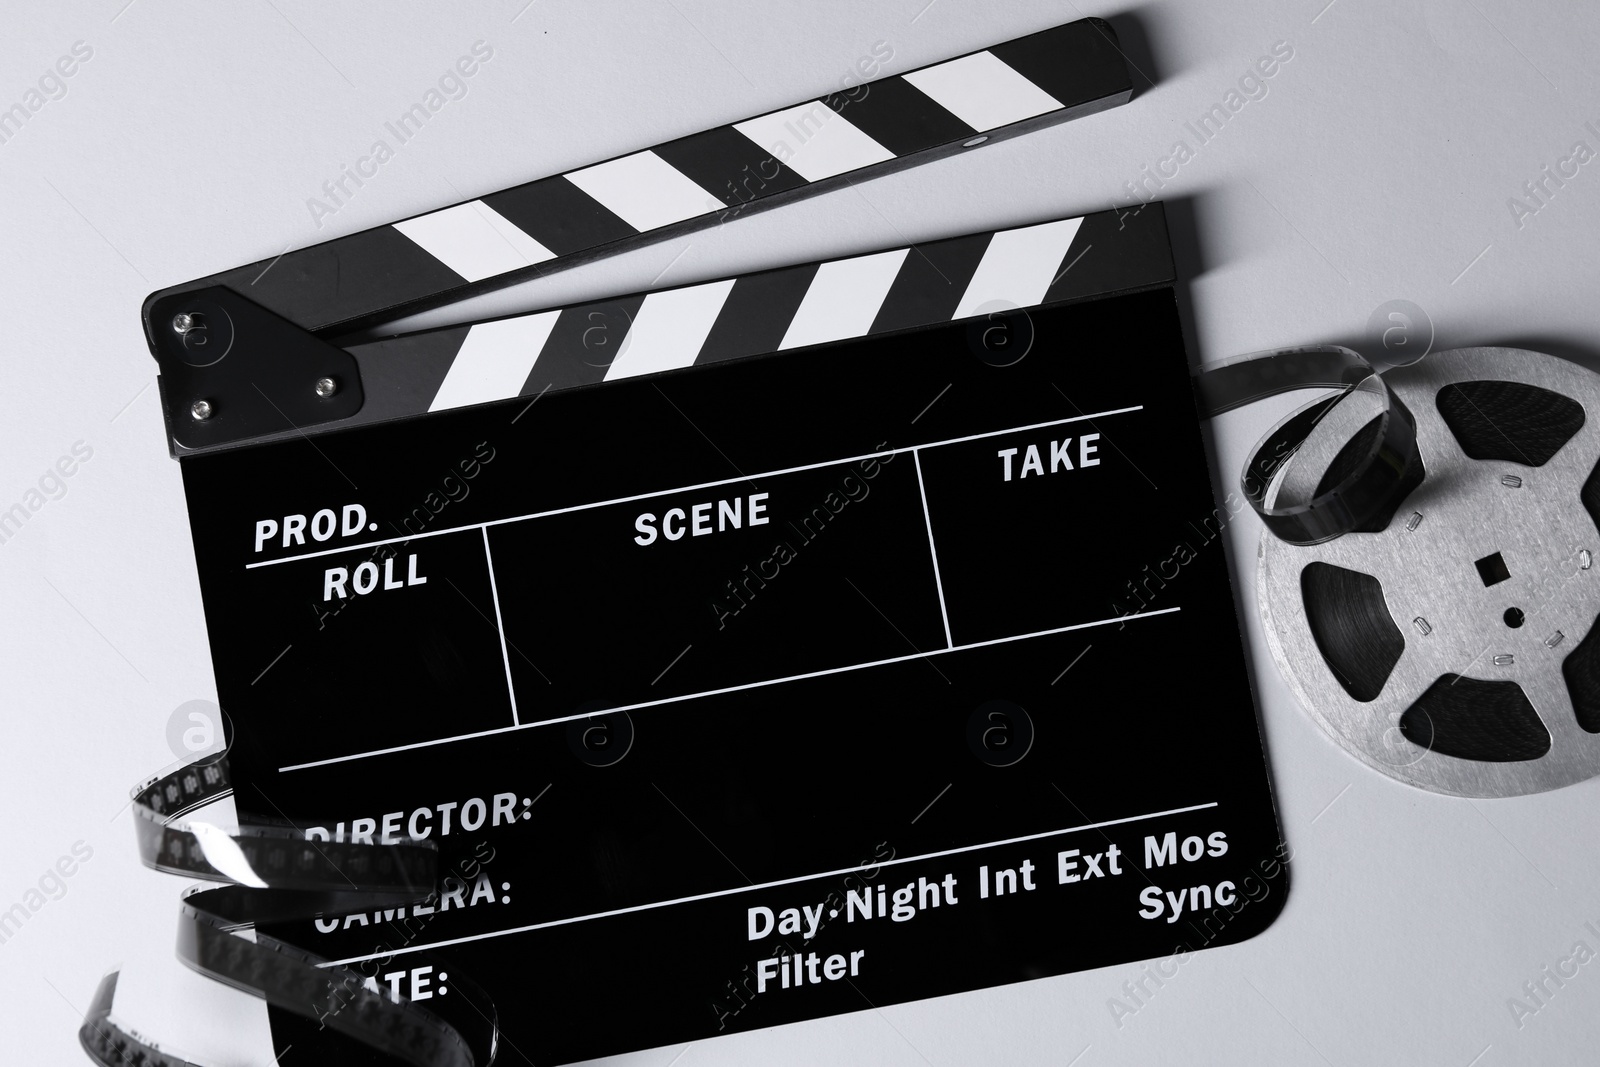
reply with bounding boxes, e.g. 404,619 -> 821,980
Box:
1255,347 -> 1600,797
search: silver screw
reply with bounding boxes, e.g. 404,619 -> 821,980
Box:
1413,616 -> 1432,636
190,399 -> 214,421
1405,511 -> 1423,532
173,312 -> 196,334
1493,654 -> 1515,666
1547,631 -> 1566,649
1502,474 -> 1523,488
314,377 -> 338,398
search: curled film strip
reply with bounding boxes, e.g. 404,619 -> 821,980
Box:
1195,344 -> 1422,546
79,751 -> 497,1067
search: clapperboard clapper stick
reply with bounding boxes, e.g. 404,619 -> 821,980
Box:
141,18 -> 1131,456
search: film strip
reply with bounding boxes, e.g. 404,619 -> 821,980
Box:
81,753 -> 497,1067
1195,346 -> 1422,545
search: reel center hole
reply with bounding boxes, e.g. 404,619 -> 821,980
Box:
1475,551 -> 1511,587
1504,607 -> 1525,628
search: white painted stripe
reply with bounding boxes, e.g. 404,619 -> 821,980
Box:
903,51 -> 1063,132
778,248 -> 909,350
428,311 -> 561,412
563,150 -> 719,233
318,799 -> 1215,965
953,217 -> 1083,320
734,101 -> 895,181
392,201 -> 555,283
604,280 -> 737,382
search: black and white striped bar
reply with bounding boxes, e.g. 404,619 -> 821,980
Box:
145,19 -> 1130,339
314,201 -> 1171,437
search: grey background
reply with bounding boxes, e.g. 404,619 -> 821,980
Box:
3,0 -> 1599,1063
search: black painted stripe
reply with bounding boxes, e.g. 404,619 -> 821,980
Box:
1043,204 -> 1173,306
869,232 -> 992,334
211,225 -> 467,338
347,326 -> 470,423
989,19 -> 1132,108
483,176 -> 638,256
654,126 -> 809,209
695,264 -> 821,366
521,295 -> 647,394
821,78 -> 975,157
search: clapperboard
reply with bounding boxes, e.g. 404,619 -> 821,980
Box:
102,19 -> 1286,1067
